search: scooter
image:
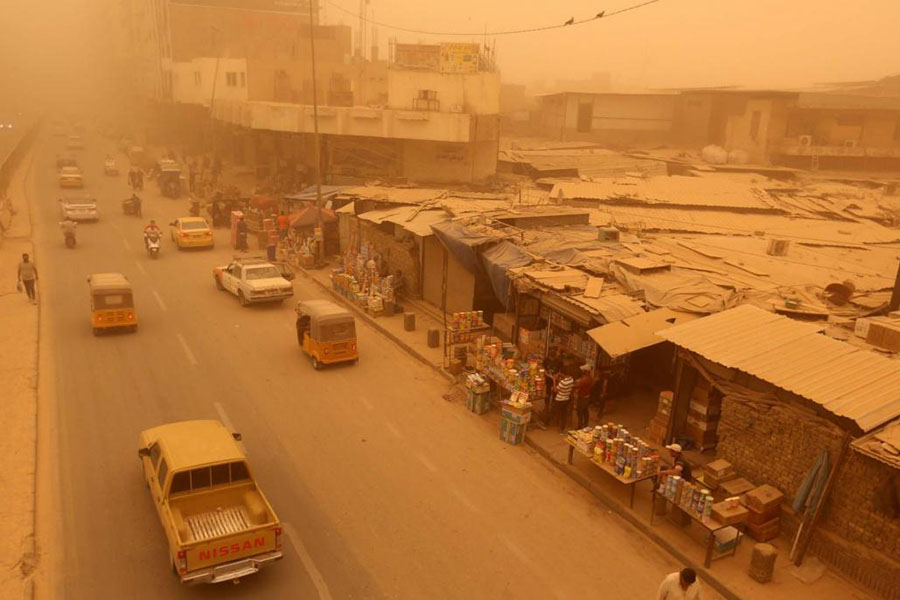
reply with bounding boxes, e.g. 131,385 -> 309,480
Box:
145,233 -> 161,259
64,231 -> 76,248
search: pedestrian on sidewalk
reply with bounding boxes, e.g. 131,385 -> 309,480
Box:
277,211 -> 290,239
589,369 -> 607,421
542,361 -> 556,427
552,373 -> 574,433
657,567 -> 702,599
575,364 -> 593,429
17,253 -> 37,303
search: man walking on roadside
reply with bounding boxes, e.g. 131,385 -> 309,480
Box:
17,253 -> 37,303
658,567 -> 702,599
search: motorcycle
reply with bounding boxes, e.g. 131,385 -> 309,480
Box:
60,220 -> 77,248
64,231 -> 76,248
145,232 -> 161,259
122,195 -> 142,217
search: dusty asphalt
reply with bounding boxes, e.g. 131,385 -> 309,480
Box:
30,129 -> 690,599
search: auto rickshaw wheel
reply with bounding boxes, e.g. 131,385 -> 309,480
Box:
129,324 -> 138,333
92,327 -> 100,336
312,356 -> 321,370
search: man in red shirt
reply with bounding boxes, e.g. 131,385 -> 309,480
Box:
277,211 -> 290,239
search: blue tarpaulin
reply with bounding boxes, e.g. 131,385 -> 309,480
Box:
481,241 -> 532,306
430,221 -> 496,273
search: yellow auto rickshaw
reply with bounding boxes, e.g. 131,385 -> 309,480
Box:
88,272 -> 138,335
294,299 -> 357,369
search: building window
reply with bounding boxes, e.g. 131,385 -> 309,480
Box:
193,71 -> 201,86
240,72 -> 246,88
226,72 -> 237,87
749,111 -> 761,142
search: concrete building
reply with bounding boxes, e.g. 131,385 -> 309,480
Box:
773,93 -> 900,171
536,92 -> 678,146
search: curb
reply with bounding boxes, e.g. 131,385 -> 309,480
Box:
292,265 -> 455,383
523,435 -> 741,600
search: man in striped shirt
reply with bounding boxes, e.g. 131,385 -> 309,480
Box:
553,374 -> 574,433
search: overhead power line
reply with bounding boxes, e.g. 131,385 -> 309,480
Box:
323,0 -> 661,37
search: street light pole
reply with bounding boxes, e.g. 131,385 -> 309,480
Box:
307,0 -> 324,263
208,26 -> 222,158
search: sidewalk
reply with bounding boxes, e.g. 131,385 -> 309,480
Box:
0,147 -> 38,600
293,261 -> 874,600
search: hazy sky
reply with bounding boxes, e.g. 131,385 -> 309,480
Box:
326,0 -> 900,90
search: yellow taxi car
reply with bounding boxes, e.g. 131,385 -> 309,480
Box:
170,217 -> 214,250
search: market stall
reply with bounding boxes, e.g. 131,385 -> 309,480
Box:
565,423 -> 661,508
330,241 -> 396,316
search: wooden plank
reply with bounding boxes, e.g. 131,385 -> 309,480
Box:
724,259 -> 769,277
583,277 -> 604,299
677,240 -> 724,259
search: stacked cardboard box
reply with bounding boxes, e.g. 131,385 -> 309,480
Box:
741,484 -> 784,542
702,459 -> 737,491
648,391 -> 673,445
866,320 -> 900,353
685,379 -> 720,450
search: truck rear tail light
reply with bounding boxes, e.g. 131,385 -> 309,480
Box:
127,312 -> 134,320
205,231 -> 212,236
176,549 -> 187,573
323,348 -> 329,355
274,526 -> 283,549
179,232 -> 186,237
351,343 -> 356,351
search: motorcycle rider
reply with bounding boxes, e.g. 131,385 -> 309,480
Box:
143,219 -> 162,250
128,192 -> 142,217
59,218 -> 78,245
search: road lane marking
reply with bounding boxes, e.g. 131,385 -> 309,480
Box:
500,534 -> 531,566
134,260 -> 148,276
213,402 -> 247,454
122,237 -> 132,251
282,522 -> 333,600
359,396 -> 374,412
416,452 -> 438,474
450,487 -> 480,513
152,290 -> 167,311
384,420 -> 404,440
176,333 -> 198,366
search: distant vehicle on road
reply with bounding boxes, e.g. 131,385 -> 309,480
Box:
58,166 -> 84,189
66,135 -> 85,150
170,216 -> 214,250
213,257 -> 294,306
157,159 -> 183,198
103,156 -> 118,175
56,156 -> 78,171
295,299 -> 358,369
137,420 -> 283,584
59,194 -> 98,221
87,272 -> 137,334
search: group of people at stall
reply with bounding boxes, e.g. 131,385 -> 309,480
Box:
541,349 -> 608,433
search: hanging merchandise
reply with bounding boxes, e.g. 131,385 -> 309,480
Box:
474,336 -> 545,401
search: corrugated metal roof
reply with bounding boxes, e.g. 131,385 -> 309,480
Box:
658,304 -> 900,432
356,206 -> 448,236
337,186 -> 448,205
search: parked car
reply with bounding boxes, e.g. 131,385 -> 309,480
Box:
213,257 -> 294,306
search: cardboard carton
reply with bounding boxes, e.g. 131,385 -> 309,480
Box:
747,516 -> 780,542
686,414 -> 719,432
689,400 -> 721,416
704,459 -> 735,479
742,484 -> 784,514
712,502 -> 749,526
721,477 -> 755,497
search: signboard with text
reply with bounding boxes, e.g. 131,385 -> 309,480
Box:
439,43 -> 479,74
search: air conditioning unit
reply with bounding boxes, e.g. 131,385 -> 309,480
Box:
843,139 -> 859,148
798,135 -> 813,147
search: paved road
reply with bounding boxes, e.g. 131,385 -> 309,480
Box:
31,129 -> 687,599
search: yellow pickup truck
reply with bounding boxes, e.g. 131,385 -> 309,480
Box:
138,420 -> 283,584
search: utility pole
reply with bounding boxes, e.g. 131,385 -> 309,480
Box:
208,26 -> 222,157
307,0 -> 324,263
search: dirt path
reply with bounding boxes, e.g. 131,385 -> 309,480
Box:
0,146 -> 38,600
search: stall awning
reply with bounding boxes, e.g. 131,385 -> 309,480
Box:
587,308 -> 699,358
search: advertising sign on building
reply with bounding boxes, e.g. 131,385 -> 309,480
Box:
394,44 -> 441,71
439,43 -> 480,74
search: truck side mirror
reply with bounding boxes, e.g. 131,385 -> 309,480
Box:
232,433 -> 242,442
169,221 -> 176,227
138,447 -> 151,458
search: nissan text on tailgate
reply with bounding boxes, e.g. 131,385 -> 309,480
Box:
138,420 -> 283,584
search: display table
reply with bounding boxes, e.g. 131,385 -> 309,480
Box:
564,437 -> 656,508
650,488 -> 742,567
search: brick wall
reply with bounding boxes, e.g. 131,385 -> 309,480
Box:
358,220 -> 421,297
717,395 -> 900,598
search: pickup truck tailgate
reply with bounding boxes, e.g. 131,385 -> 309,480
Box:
187,526 -> 278,572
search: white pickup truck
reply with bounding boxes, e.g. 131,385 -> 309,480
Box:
213,257 -> 294,307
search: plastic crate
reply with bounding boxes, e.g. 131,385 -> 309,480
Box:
500,418 -> 526,445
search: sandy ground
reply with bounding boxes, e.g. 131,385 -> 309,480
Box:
0,147 -> 38,600
22,131 -> 732,599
